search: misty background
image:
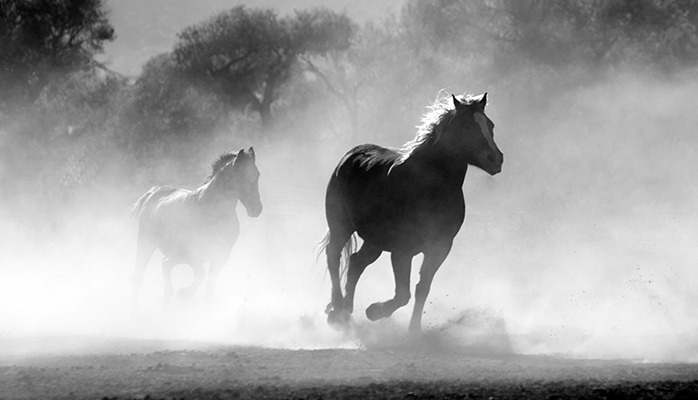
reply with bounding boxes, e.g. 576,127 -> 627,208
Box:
1,0 -> 697,361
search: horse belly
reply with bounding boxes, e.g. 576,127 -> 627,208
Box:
157,232 -> 235,265
356,225 -> 421,254
354,202 -> 464,254
332,149 -> 465,252
154,212 -> 239,264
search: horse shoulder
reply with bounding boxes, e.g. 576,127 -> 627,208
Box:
155,188 -> 192,208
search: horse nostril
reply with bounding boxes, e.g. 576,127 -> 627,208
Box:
487,154 -> 496,164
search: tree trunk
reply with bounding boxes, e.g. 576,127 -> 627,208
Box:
258,102 -> 273,132
257,71 -> 278,134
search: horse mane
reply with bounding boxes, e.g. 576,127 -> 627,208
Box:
396,91 -> 482,164
208,151 -> 238,180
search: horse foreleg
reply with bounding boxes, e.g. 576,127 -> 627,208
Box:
365,251 -> 412,321
343,243 -> 382,314
178,263 -> 205,300
205,261 -> 224,301
409,244 -> 452,335
325,232 -> 351,328
160,257 -> 176,309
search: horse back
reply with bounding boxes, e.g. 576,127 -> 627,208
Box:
133,186 -> 195,234
327,144 -> 465,252
133,186 -> 182,217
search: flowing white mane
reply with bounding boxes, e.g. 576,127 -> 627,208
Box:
396,91 -> 483,164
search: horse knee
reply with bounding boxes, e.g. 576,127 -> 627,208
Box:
365,291 -> 410,321
395,289 -> 411,307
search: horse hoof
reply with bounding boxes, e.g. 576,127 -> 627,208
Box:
327,308 -> 351,330
365,303 -> 383,321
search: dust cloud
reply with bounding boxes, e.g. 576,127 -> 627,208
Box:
1,64 -> 698,362
427,69 -> 698,362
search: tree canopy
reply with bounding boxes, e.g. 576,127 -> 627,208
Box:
171,5 -> 353,132
402,0 -> 698,71
3,0 -> 698,212
0,0 -> 115,112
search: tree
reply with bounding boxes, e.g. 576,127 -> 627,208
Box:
401,0 -> 698,71
0,0 -> 115,112
172,6 -> 353,133
126,53 -> 229,158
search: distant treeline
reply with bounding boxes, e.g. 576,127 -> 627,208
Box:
1,0 -> 697,222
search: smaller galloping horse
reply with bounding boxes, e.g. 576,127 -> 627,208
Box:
320,93 -> 503,335
132,148 -> 262,308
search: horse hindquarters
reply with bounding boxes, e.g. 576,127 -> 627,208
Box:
324,145 -> 394,327
131,187 -> 170,310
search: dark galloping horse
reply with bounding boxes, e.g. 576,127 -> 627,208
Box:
321,93 -> 503,335
132,148 -> 262,308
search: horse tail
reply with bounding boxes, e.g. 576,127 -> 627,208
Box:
317,231 -> 357,280
316,231 -> 331,262
341,233 -> 358,278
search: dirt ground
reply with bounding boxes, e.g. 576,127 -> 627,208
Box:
2,336 -> 698,399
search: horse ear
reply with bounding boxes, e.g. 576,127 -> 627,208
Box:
452,94 -> 463,110
248,147 -> 255,161
233,148 -> 245,163
478,93 -> 488,110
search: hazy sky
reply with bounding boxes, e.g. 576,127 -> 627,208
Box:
100,0 -> 404,76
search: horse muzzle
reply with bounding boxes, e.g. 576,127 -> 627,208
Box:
246,203 -> 263,218
481,151 -> 503,176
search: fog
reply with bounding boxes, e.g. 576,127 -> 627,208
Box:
2,68 -> 697,362
2,2 -> 698,364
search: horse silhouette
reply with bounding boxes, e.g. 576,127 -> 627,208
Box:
320,93 -> 503,334
132,148 -> 262,308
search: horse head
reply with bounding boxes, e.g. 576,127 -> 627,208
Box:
234,147 -> 263,217
446,93 -> 503,176
217,147 -> 262,217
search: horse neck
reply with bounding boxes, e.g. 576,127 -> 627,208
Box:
196,176 -> 239,208
406,139 -> 469,185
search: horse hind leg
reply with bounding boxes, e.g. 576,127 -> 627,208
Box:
204,261 -> 224,301
324,229 -> 353,328
365,251 -> 413,322
160,257 -> 177,309
342,243 -> 382,315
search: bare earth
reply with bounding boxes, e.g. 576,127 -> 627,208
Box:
2,337 -> 698,399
